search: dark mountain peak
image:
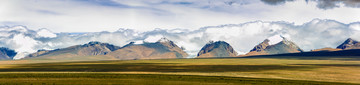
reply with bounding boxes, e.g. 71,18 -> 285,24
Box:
344,38 -> 358,44
207,40 -> 215,44
0,47 -> 17,60
81,41 -> 120,51
250,39 -> 270,52
263,39 -> 270,44
37,49 -> 50,52
26,49 -> 51,58
337,38 -> 360,49
197,41 -> 237,58
346,38 -> 354,41
122,42 -> 135,48
281,37 -> 290,42
85,41 -> 102,46
205,41 -> 230,46
249,37 -> 294,52
157,37 -> 171,43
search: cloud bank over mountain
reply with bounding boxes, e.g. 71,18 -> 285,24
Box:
1,0 -> 359,32
1,19 -> 359,59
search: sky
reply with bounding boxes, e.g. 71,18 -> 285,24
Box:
0,0 -> 359,32
0,0 -> 360,59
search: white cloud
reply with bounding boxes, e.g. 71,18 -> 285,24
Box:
0,19 -> 360,59
350,23 -> 360,31
0,0 -> 359,33
0,0 -> 359,59
8,34 -> 39,59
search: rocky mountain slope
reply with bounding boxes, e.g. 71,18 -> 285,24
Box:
107,38 -> 188,60
247,36 -> 303,55
0,47 -> 17,60
197,41 -> 237,58
25,41 -> 121,58
336,38 -> 360,50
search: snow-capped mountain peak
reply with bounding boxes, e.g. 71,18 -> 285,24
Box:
267,35 -> 285,45
144,35 -> 163,43
36,28 -> 57,38
157,37 -> 171,43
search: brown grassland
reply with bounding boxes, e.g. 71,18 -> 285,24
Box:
0,56 -> 359,85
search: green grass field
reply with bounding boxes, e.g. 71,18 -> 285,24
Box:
0,56 -> 360,85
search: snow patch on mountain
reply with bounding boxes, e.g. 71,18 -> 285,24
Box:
144,35 -> 163,43
134,40 -> 144,44
267,35 -> 284,45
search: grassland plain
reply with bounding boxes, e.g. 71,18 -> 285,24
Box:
0,56 -> 360,85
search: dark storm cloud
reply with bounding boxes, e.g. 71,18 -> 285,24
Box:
313,0 -> 360,10
261,0 -> 294,5
261,0 -> 360,9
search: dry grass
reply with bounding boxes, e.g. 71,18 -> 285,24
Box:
0,56 -> 360,84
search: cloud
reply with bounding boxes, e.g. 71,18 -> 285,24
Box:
1,0 -> 359,33
261,0 -> 294,5
312,0 -> 360,10
35,10 -> 61,15
260,0 -> 360,9
1,19 -> 359,59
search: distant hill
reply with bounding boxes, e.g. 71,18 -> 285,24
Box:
26,49 -> 51,58
25,41 -> 121,58
245,49 -> 360,58
337,38 -> 360,50
311,47 -> 342,52
247,36 -> 303,55
197,41 -> 237,58
107,38 -> 188,60
0,47 -> 17,60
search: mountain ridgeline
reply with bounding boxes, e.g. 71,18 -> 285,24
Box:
25,38 -> 188,60
7,37 -> 360,60
26,41 -> 121,58
246,37 -> 303,55
107,38 -> 188,60
197,41 -> 238,58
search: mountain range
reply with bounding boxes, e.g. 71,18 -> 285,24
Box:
24,38 -> 188,60
25,41 -> 121,58
107,38 -> 188,60
1,36 -> 359,60
1,21 -> 360,60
